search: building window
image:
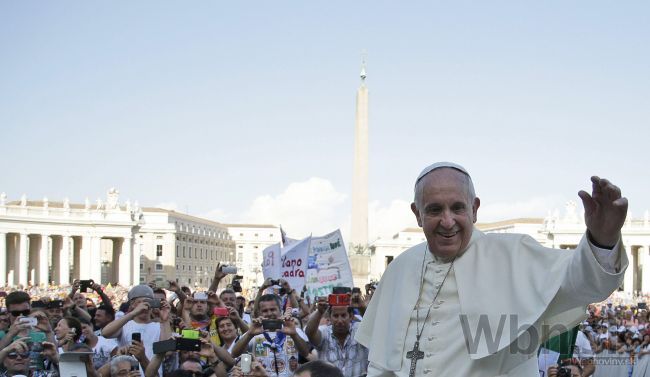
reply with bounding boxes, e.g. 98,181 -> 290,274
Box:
140,263 -> 144,270
176,265 -> 179,270
155,263 -> 163,271
183,247 -> 185,258
157,245 -> 163,257
238,245 -> 243,249
182,265 -> 185,270
188,278 -> 191,284
156,235 -> 163,239
176,245 -> 179,257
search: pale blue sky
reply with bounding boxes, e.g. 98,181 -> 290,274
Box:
1,1 -> 649,240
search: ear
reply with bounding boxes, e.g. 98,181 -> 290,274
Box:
471,197 -> 480,223
411,202 -> 422,227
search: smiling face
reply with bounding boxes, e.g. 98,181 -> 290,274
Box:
412,168 -> 480,259
217,318 -> 237,341
259,300 -> 281,320
55,318 -> 71,339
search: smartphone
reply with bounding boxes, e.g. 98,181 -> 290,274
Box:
30,331 -> 47,343
262,319 -> 283,331
193,292 -> 208,301
241,353 -> 252,374
328,294 -> 351,307
176,338 -> 201,351
181,329 -> 200,339
79,279 -> 94,293
19,317 -> 38,327
213,307 -> 229,317
132,332 -> 141,343
221,265 -> 237,274
352,287 -> 361,294
147,298 -> 161,309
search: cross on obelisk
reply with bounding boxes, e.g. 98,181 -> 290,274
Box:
406,341 -> 424,377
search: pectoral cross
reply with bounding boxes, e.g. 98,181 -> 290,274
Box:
406,340 -> 424,377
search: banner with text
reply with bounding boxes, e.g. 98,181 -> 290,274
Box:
305,229 -> 354,299
279,236 -> 311,293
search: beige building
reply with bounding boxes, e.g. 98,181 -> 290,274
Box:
226,224 -> 280,291
0,189 -> 235,289
369,202 -> 650,294
138,209 -> 236,288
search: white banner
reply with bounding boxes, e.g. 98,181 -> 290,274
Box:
279,236 -> 311,293
261,243 -> 281,280
305,229 -> 354,299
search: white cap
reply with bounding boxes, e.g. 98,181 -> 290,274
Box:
415,162 -> 471,191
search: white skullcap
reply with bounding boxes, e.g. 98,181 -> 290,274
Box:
415,161 -> 471,191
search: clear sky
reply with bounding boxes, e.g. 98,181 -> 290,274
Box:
1,1 -> 649,242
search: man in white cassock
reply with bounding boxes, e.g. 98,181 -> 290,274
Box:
356,162 -> 628,377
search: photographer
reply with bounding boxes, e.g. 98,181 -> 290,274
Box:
231,294 -> 311,377
219,289 -> 249,333
101,285 -> 171,374
253,279 -> 298,317
304,296 -> 368,377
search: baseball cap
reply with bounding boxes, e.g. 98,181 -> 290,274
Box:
127,285 -> 154,301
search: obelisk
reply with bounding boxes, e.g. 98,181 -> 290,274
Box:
351,58 -> 369,252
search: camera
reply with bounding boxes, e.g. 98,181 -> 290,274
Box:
269,279 -> 280,286
147,298 -> 161,309
557,367 -> 572,377
131,332 -> 141,343
232,275 -> 243,293
181,329 -> 200,339
47,300 -> 64,309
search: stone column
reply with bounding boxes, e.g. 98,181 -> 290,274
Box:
80,236 -> 91,280
18,233 -> 28,287
60,235 -> 70,285
90,237 -> 102,283
119,237 -> 132,286
624,244 -> 634,294
0,233 -> 6,286
39,234 -> 49,286
640,246 -> 650,294
132,240 -> 141,286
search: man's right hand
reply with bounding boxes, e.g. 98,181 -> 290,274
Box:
70,279 -> 80,294
249,318 -> 264,336
131,301 -> 151,316
167,280 -> 180,293
214,263 -> 227,281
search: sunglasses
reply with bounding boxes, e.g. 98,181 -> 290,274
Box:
10,310 -> 31,317
7,352 -> 30,360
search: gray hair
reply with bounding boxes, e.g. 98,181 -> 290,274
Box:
413,163 -> 476,209
110,355 -> 138,375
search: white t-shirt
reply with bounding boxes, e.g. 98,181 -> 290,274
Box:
248,329 -> 308,377
92,336 -> 118,369
117,320 -> 161,363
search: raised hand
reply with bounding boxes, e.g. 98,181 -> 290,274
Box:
578,176 -> 628,247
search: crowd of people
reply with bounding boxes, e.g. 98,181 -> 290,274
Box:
3,271 -> 650,377
0,265 -> 373,377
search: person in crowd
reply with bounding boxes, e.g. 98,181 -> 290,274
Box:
94,303 -> 116,333
54,316 -> 82,351
305,297 -> 368,377
231,294 -> 311,377
80,317 -> 118,370
219,289 -> 250,332
107,355 -> 140,377
547,362 -> 583,377
101,285 -> 170,374
215,316 -> 240,353
293,360 -> 344,377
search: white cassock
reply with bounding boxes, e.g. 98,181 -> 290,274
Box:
356,229 -> 627,377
